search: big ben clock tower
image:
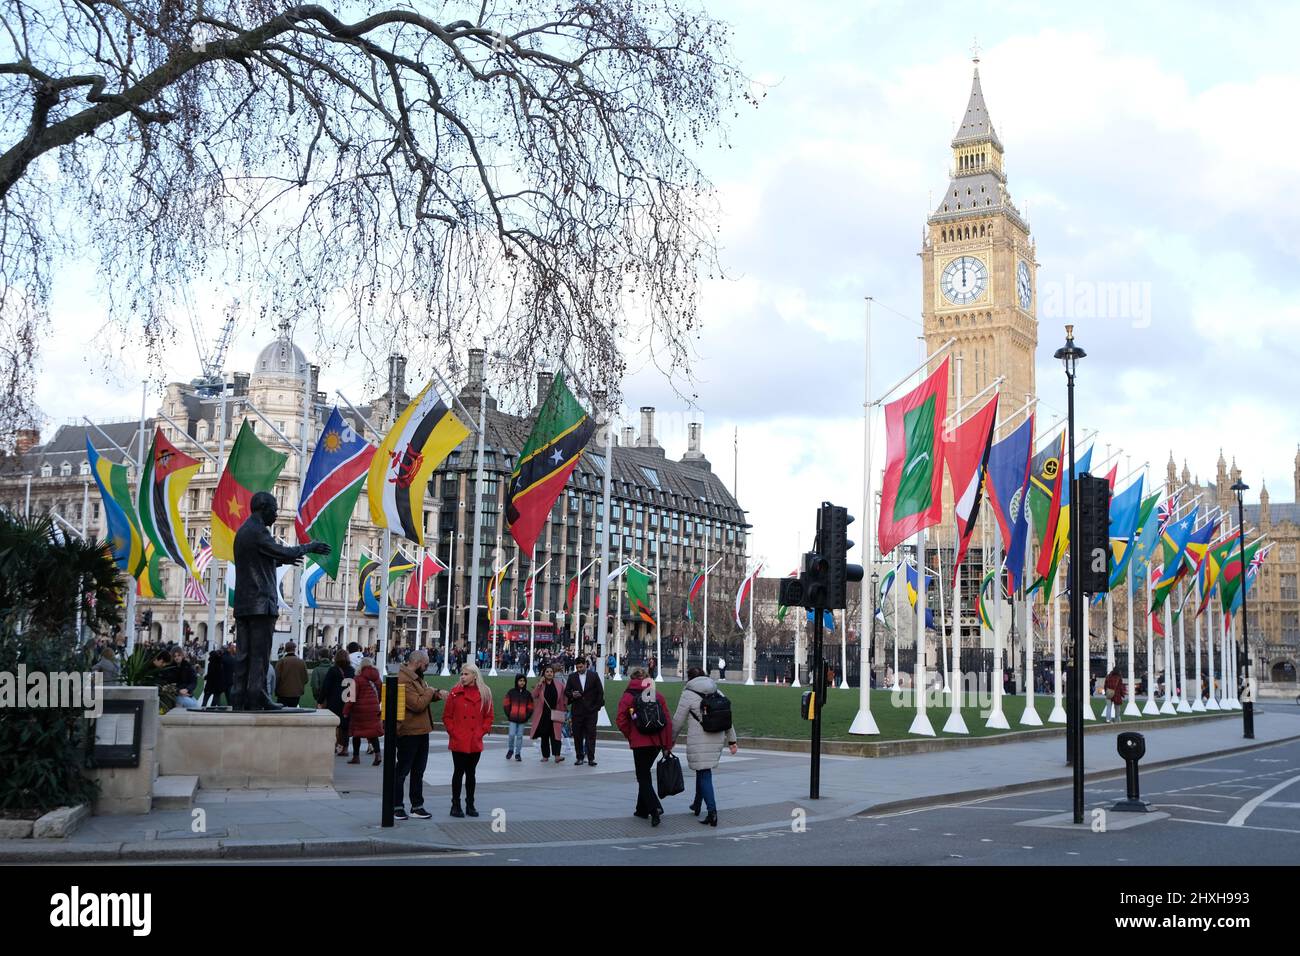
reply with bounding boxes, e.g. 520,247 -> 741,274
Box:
921,58 -> 1038,427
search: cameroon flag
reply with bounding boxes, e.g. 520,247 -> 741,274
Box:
137,428 -> 202,578
507,371 -> 595,556
878,357 -> 949,556
211,420 -> 288,562
86,438 -> 146,579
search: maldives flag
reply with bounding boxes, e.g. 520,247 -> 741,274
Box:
985,414 -> 1033,589
943,392 -> 998,586
296,408 -> 376,578
404,552 -> 446,609
506,371 -> 595,555
212,420 -> 288,562
878,357 -> 949,556
137,428 -> 202,577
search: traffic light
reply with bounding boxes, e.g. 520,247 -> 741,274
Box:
1076,473 -> 1111,594
141,610 -> 153,629
819,502 -> 864,610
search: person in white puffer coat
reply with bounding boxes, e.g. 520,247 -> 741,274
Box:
669,668 -> 739,827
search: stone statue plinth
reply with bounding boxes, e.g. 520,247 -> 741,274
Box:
158,708 -> 338,789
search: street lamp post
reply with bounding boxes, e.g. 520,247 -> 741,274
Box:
1231,479 -> 1255,739
1054,324 -> 1087,825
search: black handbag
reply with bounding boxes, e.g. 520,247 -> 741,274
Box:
656,751 -> 685,799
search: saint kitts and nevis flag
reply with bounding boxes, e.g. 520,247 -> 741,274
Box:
506,371 -> 596,556
370,380 -> 469,547
210,420 -> 288,562
943,392 -> 998,586
878,357 -> 950,557
86,438 -> 147,579
137,428 -> 202,579
296,407 -> 376,578
984,414 -> 1034,591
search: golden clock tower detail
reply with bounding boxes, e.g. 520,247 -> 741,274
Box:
921,59 -> 1038,421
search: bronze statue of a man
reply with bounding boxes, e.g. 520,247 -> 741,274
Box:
229,491 -> 331,710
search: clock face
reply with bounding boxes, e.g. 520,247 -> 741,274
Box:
941,255 -> 987,305
1017,260 -> 1032,309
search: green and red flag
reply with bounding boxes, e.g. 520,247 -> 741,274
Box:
506,371 -> 596,556
565,574 -> 580,611
1219,537 -> 1265,616
137,428 -> 202,578
626,565 -> 656,627
1150,508 -> 1198,613
211,420 -> 288,562
878,357 -> 950,556
1026,432 -> 1066,595
1197,530 -> 1242,615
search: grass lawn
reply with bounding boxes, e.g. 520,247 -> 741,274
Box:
199,670 -> 1222,744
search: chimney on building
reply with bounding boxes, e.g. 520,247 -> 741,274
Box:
15,428 -> 40,456
681,422 -> 711,471
592,390 -> 609,447
621,426 -> 635,448
468,348 -> 486,392
232,372 -> 250,396
387,354 -> 407,402
537,371 -> 554,410
636,407 -> 661,449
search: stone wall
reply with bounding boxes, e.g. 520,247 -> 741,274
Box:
85,686 -> 158,815
158,709 -> 338,789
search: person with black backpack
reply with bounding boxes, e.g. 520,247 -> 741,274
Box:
669,667 -> 738,827
614,668 -> 674,826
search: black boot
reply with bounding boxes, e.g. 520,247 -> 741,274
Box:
689,797 -> 702,816
701,810 -> 717,827
449,799 -> 465,818
465,799 -> 479,818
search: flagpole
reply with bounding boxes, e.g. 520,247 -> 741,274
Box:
1192,576 -> 1206,712
178,504 -> 188,646
747,562 -> 757,686
596,408 -> 614,672
614,563 -> 625,680
937,536 -> 949,695
125,383 -> 147,656
987,553 -> 1010,730
702,513 -> 710,678
655,535 -> 664,681
293,354 -> 311,654
442,526 -> 454,676
526,546 -> 537,677
342,524 -> 351,651
1123,512 -> 1140,717
942,520 -> 967,733
1176,580 -> 1192,713
415,544 -> 425,650
1160,592 -> 1176,714
908,528 -> 934,736
466,383 -> 488,665
1049,571 -> 1066,723
1203,551 -> 1219,711
891,550 -> 900,691
850,298 -> 878,730
1020,511 -> 1041,725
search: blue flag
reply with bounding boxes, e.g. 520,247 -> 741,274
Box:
806,609 -> 836,630
1059,444 -> 1093,508
985,416 -> 1033,588
1107,476 -> 1145,589
302,559 -> 327,609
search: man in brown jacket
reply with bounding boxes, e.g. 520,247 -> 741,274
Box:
274,642 -> 309,707
394,650 -> 447,820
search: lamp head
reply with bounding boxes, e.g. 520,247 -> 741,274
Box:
1053,324 -> 1087,373
1231,479 -> 1249,497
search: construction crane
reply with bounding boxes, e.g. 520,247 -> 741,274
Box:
192,309 -> 237,396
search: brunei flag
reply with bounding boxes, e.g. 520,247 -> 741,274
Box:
211,420 -> 288,562
943,392 -> 998,586
296,408 -> 375,578
369,380 -> 469,547
878,357 -> 949,556
86,438 -> 146,579
506,371 -> 596,556
137,428 -> 202,578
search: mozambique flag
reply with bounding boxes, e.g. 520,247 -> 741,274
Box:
1197,531 -> 1242,615
211,420 -> 288,562
369,380 -> 469,547
136,543 -> 166,599
137,428 -> 201,578
626,565 -> 656,627
486,561 -> 513,622
1150,508 -> 1198,613
296,407 -> 375,578
86,438 -> 146,579
1027,432 -> 1066,594
944,392 -> 998,585
506,371 -> 596,556
878,357 -> 949,556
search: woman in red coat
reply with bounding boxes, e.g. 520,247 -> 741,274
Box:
345,658 -> 383,765
615,668 -> 674,826
442,663 -> 494,818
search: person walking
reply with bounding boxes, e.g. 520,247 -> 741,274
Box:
502,673 -> 533,762
321,649 -> 356,756
614,668 -> 674,827
345,657 -> 383,765
669,667 -> 738,827
443,663 -> 494,818
717,656 -> 726,681
1103,665 -> 1126,723
393,650 -> 447,821
530,665 -> 567,763
564,656 -> 605,765
275,641 -> 308,707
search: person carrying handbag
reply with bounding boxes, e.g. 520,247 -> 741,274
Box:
529,665 -> 567,763
1103,666 -> 1126,723
669,667 -> 738,827
614,668 -> 674,827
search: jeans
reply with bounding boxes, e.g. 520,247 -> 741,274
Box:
507,721 -> 526,754
632,746 -> 664,817
174,693 -> 202,711
394,734 -> 430,811
694,768 -> 716,813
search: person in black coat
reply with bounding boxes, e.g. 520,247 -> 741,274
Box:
321,649 -> 356,756
563,657 -> 605,766
201,649 -> 227,706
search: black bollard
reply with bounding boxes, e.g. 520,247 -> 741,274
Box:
1111,731 -> 1151,812
381,674 -> 397,827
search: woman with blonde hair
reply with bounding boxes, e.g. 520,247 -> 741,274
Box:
443,662 -> 494,817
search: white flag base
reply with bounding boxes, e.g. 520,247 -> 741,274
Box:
527,668 -> 536,678
838,679 -> 850,689
1082,699 -> 1096,721
908,712 -> 936,736
1142,697 -> 1161,715
849,708 -> 880,735
596,707 -> 612,727
1204,696 -> 1221,711
1048,702 -> 1068,724
791,677 -> 801,688
1123,699 -> 1141,718
1191,698 -> 1206,712
1019,700 -> 1044,726
985,708 -> 1010,730
1228,698 -> 1242,711
1176,698 -> 1193,714
943,710 -> 969,734
1159,698 -> 1177,715
890,680 -> 901,691
745,677 -> 755,686
489,666 -> 498,677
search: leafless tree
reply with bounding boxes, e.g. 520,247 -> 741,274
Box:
0,1 -> 752,446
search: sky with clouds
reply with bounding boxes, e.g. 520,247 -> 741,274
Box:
30,0 -> 1300,573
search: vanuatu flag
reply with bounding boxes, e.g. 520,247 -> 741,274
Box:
137,428 -> 202,578
212,420 -> 288,562
1027,432 -> 1066,592
369,380 -> 469,547
136,543 -> 166,599
878,357 -> 949,556
626,565 -> 656,627
296,408 -> 375,578
86,438 -> 146,579
506,372 -> 596,556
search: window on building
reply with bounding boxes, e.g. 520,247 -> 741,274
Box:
59,461 -> 72,477
1282,573 -> 1297,602
40,462 -> 52,477
1283,611 -> 1300,642
1282,545 -> 1297,564
79,460 -> 90,476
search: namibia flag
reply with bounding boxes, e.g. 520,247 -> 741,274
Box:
506,371 -> 595,555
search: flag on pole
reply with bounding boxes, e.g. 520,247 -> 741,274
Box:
184,535 -> 213,604
86,438 -> 147,578
978,567 -> 997,630
137,428 -> 202,577
524,574 -> 535,617
302,558 -> 328,609
404,552 -> 446,610
565,574 -> 580,612
1130,492 -> 1164,567
355,552 -> 380,614
944,392 -> 999,585
1106,476 -> 1145,589
878,357 -> 950,556
1181,518 -> 1221,578
296,408 -> 376,578
1219,538 -> 1266,617
136,543 -> 166,599
211,420 -> 288,562
1058,445 -> 1093,508
807,609 -> 835,630
776,568 -> 799,623
1155,490 -> 1182,537
368,379 -> 469,547
627,565 -> 656,627
876,562 -> 901,624
487,561 -> 513,622
1228,543 -> 1271,621
1027,432 -> 1066,592
685,569 -> 707,622
985,415 -> 1034,590
506,371 -> 596,555
734,564 -> 763,630
1197,531 -> 1242,616
1150,508 -> 1198,613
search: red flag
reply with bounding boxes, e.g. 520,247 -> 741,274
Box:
943,393 -> 998,586
1105,464 -> 1117,491
878,357 -> 950,556
565,575 -> 579,611
524,575 -> 535,616
403,553 -> 446,609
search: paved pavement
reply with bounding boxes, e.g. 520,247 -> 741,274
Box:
6,704 -> 1299,862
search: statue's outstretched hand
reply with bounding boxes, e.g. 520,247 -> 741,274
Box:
308,541 -> 332,556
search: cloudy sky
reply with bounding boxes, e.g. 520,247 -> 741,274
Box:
32,0 -> 1300,573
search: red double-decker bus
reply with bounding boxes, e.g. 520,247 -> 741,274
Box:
488,620 -> 559,646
